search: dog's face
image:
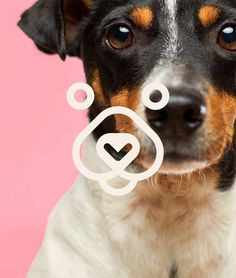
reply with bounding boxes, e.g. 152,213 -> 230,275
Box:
19,0 -> 236,176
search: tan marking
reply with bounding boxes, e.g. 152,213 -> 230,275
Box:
204,84 -> 236,163
198,5 -> 221,28
111,88 -> 140,134
91,69 -> 106,106
138,166 -> 219,200
129,6 -> 154,29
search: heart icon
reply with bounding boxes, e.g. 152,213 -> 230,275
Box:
104,143 -> 131,161
96,133 -> 140,173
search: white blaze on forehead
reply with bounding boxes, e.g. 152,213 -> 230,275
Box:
136,1 -> 180,138
163,0 -> 179,59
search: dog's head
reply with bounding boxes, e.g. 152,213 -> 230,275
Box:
18,0 -> 236,176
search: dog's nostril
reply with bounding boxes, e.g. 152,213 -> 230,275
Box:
149,109 -> 168,128
184,106 -> 204,125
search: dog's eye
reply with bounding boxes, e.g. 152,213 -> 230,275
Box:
218,25 -> 236,51
106,25 -> 133,50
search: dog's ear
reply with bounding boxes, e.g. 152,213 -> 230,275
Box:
18,0 -> 92,60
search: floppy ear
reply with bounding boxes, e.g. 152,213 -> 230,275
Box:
18,0 -> 92,60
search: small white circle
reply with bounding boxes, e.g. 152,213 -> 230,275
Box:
142,81 -> 170,110
67,82 -> 95,110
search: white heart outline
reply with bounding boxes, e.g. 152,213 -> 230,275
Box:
96,133 -> 140,173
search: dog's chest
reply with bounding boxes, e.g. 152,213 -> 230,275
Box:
99,186 -> 236,278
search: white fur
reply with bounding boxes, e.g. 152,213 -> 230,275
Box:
163,0 -> 179,59
27,135 -> 236,278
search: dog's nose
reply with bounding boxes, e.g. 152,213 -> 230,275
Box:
146,87 -> 206,137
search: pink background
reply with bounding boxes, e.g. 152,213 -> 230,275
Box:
0,1 -> 86,277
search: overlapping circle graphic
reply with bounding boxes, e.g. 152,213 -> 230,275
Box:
67,82 -> 170,196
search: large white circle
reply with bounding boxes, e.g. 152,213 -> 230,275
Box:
67,82 -> 95,110
142,81 -> 170,110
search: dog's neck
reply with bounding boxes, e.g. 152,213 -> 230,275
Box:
82,135 -> 236,256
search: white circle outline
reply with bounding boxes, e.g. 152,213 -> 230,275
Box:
142,81 -> 170,110
67,82 -> 95,110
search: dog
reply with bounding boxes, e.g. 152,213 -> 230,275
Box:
18,0 -> 236,277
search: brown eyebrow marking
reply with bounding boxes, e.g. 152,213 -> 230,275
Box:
198,5 -> 221,28
129,6 -> 154,29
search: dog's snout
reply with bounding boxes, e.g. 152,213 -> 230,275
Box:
146,87 -> 206,138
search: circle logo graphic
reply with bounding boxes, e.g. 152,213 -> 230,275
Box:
67,82 -> 170,196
